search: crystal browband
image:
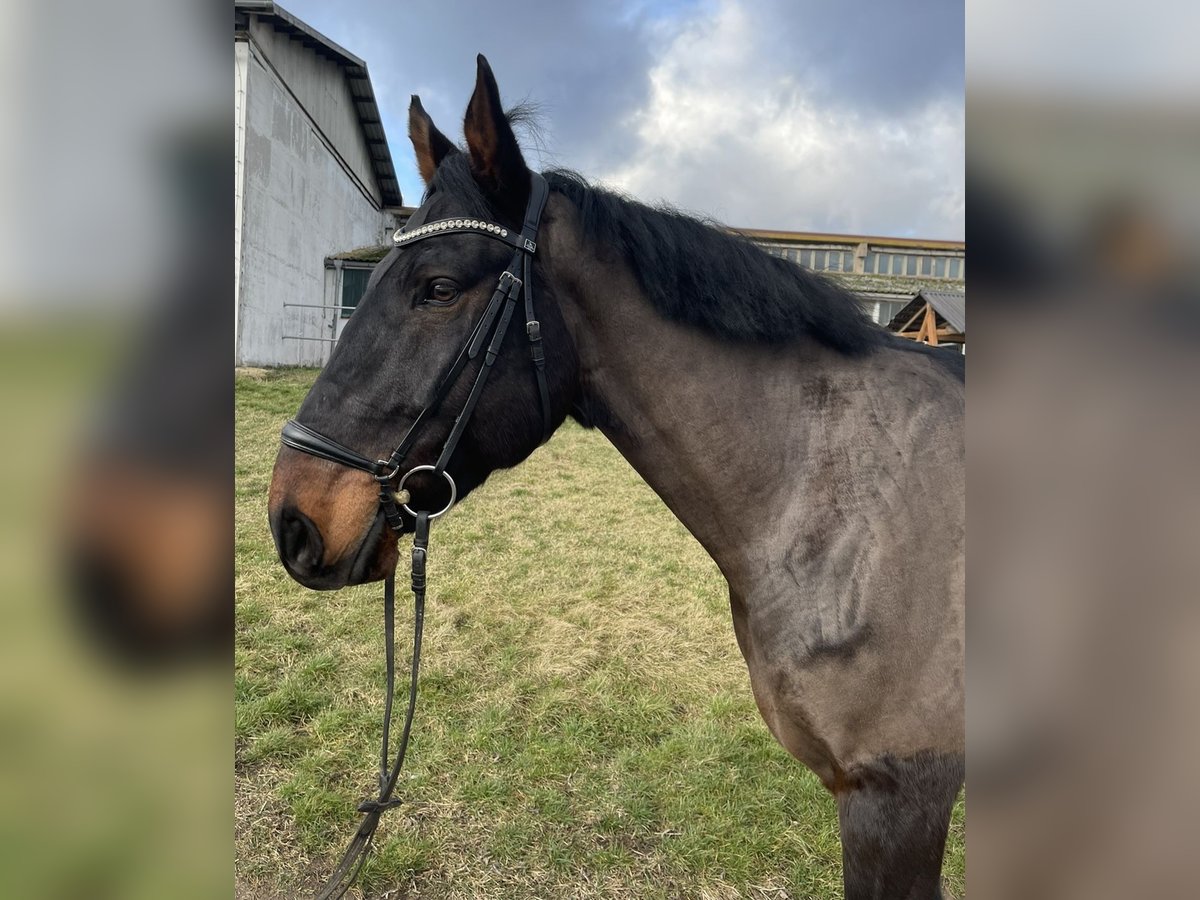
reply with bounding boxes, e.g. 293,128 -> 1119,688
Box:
392,217 -> 536,254
393,218 -> 508,243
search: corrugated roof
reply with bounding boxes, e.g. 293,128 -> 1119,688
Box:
235,1 -> 403,208
887,290 -> 966,334
919,289 -> 966,332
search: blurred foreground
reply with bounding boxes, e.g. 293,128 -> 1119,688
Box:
968,2 -> 1200,896
0,1 -> 231,896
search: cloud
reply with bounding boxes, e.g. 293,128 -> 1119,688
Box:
595,1 -> 964,237
281,0 -> 963,238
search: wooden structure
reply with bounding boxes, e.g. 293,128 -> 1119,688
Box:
888,289 -> 965,348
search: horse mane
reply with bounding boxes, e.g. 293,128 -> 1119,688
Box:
429,153 -> 884,355
543,170 -> 884,355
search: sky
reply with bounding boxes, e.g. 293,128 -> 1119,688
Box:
283,0 -> 964,240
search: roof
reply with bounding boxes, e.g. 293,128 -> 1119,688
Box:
918,289 -> 966,332
888,289 -> 966,334
327,245 -> 392,263
234,1 -> 402,208
827,273 -> 956,298
732,227 -> 964,252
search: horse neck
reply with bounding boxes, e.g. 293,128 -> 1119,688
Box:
546,212 -> 898,584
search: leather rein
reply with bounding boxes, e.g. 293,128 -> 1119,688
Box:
277,174 -> 552,899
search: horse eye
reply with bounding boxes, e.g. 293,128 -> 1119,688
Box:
424,280 -> 460,306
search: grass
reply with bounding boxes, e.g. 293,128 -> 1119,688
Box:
236,368 -> 965,898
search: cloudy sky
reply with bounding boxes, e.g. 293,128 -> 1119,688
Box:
292,0 -> 964,239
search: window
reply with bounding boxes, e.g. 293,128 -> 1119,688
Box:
861,299 -> 909,325
783,247 -> 796,262
920,256 -> 933,276
905,255 -> 918,276
341,267 -> 372,317
880,299 -> 907,325
826,252 -> 841,272
812,250 -> 827,270
934,257 -> 947,278
948,259 -> 961,279
799,249 -> 812,268
844,251 -> 855,271
864,252 -> 877,274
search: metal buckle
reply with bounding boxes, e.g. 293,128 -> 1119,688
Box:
499,270 -> 522,289
526,320 -> 541,340
375,460 -> 401,482
523,238 -> 536,253
397,465 -> 457,519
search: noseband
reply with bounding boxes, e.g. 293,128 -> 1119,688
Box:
277,174 -> 552,899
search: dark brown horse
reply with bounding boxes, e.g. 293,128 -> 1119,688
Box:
270,56 -> 964,899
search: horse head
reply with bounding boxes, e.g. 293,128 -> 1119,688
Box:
269,56 -> 578,590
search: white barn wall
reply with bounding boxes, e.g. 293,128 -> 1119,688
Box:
236,35 -> 392,366
245,18 -> 381,207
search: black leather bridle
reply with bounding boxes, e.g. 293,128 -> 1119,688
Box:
277,174 -> 552,900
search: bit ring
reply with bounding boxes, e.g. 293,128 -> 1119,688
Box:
397,466 -> 457,519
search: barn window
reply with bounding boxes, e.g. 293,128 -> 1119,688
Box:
340,267 -> 372,317
879,299 -> 907,324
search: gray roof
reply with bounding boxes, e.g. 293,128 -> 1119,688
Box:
234,1 -> 402,208
918,289 -> 966,332
886,289 -> 966,334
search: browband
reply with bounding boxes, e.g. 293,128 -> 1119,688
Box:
393,217 -> 537,254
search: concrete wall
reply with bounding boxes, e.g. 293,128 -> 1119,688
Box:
235,36 -> 393,366
246,16 -> 381,206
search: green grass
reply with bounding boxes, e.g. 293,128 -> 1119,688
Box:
236,368 -> 965,898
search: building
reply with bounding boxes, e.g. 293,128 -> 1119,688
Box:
740,228 -> 964,329
888,289 -> 966,349
234,1 -> 403,366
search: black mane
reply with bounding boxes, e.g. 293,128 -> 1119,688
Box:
544,170 -> 884,354
430,155 -> 884,354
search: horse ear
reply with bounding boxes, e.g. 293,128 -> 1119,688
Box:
408,95 -> 457,186
463,54 -> 530,215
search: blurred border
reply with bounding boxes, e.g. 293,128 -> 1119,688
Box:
0,2 -> 232,897
968,1 -> 1200,896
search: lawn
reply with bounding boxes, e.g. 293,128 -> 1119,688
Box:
235,368 -> 965,899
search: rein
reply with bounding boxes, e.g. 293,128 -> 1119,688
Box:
278,174 -> 551,899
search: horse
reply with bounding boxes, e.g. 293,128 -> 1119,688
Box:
269,55 -> 964,899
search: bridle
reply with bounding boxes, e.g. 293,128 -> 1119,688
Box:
277,174 -> 552,899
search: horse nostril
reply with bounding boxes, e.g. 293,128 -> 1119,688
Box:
277,506 -> 325,575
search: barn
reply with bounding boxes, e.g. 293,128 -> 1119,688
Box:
234,1 -> 403,366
